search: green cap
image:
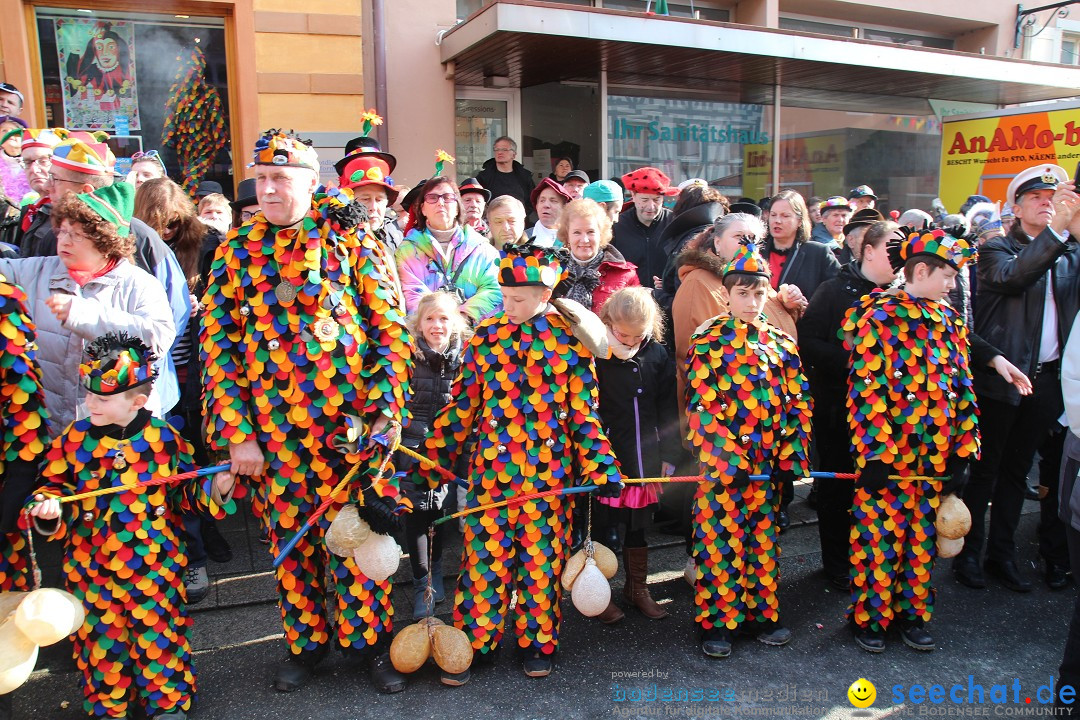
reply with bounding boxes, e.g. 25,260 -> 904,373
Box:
78,182 -> 134,237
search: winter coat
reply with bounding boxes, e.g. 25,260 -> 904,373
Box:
672,247 -> 799,445
554,246 -> 641,314
595,339 -> 678,508
0,255 -> 175,435
612,206 -> 674,288
975,226 -> 1080,405
395,225 -> 503,323
402,335 -> 464,450
657,202 -> 724,310
476,158 -> 537,215
759,237 -> 841,301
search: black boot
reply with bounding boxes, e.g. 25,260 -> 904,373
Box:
369,652 -> 406,694
274,645 -> 327,692
900,619 -> 935,651
0,691 -> 13,720
852,623 -> 885,653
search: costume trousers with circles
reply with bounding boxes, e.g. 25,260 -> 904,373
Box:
0,530 -> 30,591
453,498 -> 567,657
692,478 -> 780,630
849,480 -> 939,632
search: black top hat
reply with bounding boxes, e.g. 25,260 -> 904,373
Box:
230,178 -> 258,211
334,136 -> 397,177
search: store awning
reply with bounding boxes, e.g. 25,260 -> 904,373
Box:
440,1 -> 1080,107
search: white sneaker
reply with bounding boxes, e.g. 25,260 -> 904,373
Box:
185,565 -> 210,604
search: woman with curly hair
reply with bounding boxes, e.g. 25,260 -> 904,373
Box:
0,183 -> 174,434
553,198 -> 640,314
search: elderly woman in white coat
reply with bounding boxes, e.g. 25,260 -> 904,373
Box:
0,183 -> 174,435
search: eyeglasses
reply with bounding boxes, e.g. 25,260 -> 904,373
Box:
424,193 -> 458,205
47,173 -> 78,185
240,210 -> 258,221
18,156 -> 51,170
494,146 -> 514,153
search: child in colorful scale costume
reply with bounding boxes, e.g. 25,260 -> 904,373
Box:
200,131 -> 414,695
684,242 -> 812,659
27,334 -> 238,720
842,226 -> 980,654
414,243 -> 623,685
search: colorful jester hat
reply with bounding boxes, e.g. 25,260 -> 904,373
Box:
886,225 -> 975,272
249,129 -> 319,172
721,240 -> 771,280
499,242 -> 569,288
80,332 -> 158,396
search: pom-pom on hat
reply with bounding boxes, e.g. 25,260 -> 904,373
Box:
340,154 -> 398,203
52,135 -> 113,176
887,225 -> 975,272
621,167 -> 679,196
498,242 -> 568,289
250,129 -> 319,172
721,241 -> 770,280
80,332 -> 158,396
77,182 -> 135,237
20,128 -> 69,151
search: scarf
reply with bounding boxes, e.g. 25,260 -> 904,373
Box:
562,252 -> 603,309
21,196 -> 48,233
68,257 -> 119,287
606,327 -> 642,360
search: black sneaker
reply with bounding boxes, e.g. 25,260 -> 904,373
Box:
900,621 -> 936,651
369,652 -> 406,694
756,622 -> 792,646
522,650 -> 554,677
853,625 -> 885,653
701,627 -> 732,658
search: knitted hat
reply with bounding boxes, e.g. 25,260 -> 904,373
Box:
77,182 -> 135,237
499,243 -> 567,288
19,128 -> 68,151
250,129 -> 319,172
52,134 -> 114,175
583,180 -> 622,204
621,167 -> 678,196
340,154 -> 398,203
80,332 -> 158,396
530,177 -> 572,208
887,225 -> 975,272
458,177 -> 491,202
721,241 -> 770,279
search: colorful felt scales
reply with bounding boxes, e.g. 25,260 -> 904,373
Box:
162,45 -> 228,196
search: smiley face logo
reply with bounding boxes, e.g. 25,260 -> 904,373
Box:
848,678 -> 876,708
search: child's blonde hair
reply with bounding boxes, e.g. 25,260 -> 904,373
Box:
407,291 -> 472,343
599,286 -> 665,342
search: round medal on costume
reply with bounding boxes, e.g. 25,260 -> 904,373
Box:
275,282 -> 298,304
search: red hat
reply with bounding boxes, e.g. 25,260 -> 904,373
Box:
530,176 -> 571,209
621,167 -> 678,196
340,154 -> 398,203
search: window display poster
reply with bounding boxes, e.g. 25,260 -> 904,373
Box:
54,18 -> 141,131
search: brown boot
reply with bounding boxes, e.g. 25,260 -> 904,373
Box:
596,600 -> 625,624
623,547 -> 669,619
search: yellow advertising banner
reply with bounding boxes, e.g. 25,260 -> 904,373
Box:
743,134 -> 846,200
939,106 -> 1080,213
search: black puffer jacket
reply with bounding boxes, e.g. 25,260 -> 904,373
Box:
975,225 -> 1080,405
595,339 -> 679,479
657,201 -> 724,311
401,334 -> 464,450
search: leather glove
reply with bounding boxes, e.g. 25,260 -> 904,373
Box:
857,460 -> 891,493
357,492 -> 404,536
942,458 -> 970,497
0,460 -> 36,534
595,479 -> 624,499
720,467 -> 751,490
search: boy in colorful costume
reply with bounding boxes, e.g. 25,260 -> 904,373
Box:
200,130 -> 414,694
27,333 -> 238,720
415,243 -> 623,684
684,242 -> 812,659
842,226 -> 980,653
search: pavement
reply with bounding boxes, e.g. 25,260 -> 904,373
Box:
10,480 -> 1076,720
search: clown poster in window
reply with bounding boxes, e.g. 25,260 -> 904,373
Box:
54,18 -> 140,132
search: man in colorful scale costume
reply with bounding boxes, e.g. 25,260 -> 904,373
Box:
684,242 -> 813,659
199,131 -> 414,694
27,333 -> 238,720
415,243 -> 623,684
842,226 -> 980,653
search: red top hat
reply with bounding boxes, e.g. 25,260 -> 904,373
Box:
621,167 -> 678,196
340,154 -> 399,204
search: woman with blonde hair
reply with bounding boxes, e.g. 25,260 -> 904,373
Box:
553,198 -> 639,313
760,189 -> 840,301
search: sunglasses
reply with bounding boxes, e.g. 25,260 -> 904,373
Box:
131,149 -> 166,172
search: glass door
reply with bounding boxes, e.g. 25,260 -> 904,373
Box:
455,87 -> 520,179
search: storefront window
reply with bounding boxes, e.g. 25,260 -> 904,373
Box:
521,82 -> 600,185
775,88 -> 941,214
608,92 -> 774,201
35,8 -> 232,191
455,97 -> 508,179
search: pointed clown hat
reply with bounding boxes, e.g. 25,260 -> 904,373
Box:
80,332 -> 158,396
52,132 -> 114,176
887,225 -> 976,272
721,240 -> 770,280
499,242 -> 568,289
249,129 -> 319,172
20,128 -> 69,151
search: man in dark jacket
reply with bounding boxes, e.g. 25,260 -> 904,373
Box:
476,136 -> 536,215
957,164 -> 1080,593
612,167 -> 676,291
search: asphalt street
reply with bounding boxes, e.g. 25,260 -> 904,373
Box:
10,485 -> 1075,720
